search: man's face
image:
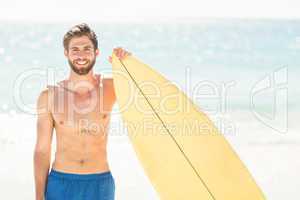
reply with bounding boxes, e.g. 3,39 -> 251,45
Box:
64,35 -> 99,75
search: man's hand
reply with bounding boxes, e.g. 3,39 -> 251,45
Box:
108,47 -> 131,63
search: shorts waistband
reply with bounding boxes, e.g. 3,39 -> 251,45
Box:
49,169 -> 112,180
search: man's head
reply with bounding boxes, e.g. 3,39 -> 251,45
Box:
63,23 -> 99,75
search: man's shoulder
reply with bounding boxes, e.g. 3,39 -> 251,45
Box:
38,88 -> 50,100
36,88 -> 53,113
102,75 -> 114,87
102,75 -> 113,81
37,86 -> 57,107
101,75 -> 116,102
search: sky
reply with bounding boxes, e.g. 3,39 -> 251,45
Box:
0,0 -> 299,22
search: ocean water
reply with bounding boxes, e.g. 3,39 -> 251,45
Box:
0,20 -> 299,199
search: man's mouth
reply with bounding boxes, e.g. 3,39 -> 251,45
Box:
75,60 -> 89,66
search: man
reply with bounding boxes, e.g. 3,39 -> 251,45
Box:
33,23 -> 130,200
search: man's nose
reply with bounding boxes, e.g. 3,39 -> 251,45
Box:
76,50 -> 87,58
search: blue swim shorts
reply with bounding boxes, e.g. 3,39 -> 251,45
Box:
45,169 -> 115,200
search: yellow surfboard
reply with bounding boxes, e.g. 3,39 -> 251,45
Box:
112,53 -> 265,200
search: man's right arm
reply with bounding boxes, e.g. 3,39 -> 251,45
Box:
33,89 -> 54,200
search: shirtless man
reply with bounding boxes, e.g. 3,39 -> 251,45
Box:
33,23 -> 131,200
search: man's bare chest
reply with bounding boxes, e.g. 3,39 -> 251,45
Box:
51,88 -> 112,132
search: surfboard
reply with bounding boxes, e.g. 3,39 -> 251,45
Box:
111,53 -> 265,200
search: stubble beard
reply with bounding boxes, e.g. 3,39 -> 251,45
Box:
68,58 -> 96,75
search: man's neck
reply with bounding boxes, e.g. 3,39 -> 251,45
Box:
64,71 -> 100,95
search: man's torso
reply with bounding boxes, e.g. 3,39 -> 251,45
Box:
48,75 -> 115,174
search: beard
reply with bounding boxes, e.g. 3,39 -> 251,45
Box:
68,58 -> 96,75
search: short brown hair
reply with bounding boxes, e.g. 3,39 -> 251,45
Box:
63,23 -> 98,50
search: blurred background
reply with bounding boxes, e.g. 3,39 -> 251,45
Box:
0,0 -> 299,199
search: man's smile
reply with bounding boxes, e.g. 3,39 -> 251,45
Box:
75,60 -> 89,66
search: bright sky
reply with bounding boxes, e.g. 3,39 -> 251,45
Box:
0,0 -> 299,22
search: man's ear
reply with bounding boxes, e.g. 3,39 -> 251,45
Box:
64,49 -> 68,57
95,49 -> 100,56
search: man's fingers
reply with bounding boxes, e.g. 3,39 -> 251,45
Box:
116,49 -> 122,57
113,47 -> 122,55
112,47 -> 131,60
121,51 -> 126,58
